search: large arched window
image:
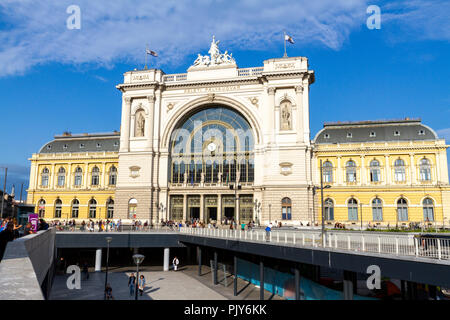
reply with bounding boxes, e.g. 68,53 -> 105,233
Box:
324,198 -> 334,221
372,198 -> 383,221
38,199 -> 46,218
89,199 -> 97,218
423,198 -> 434,222
281,197 -> 292,220
107,198 -> 114,219
57,167 -> 66,187
54,199 -> 62,218
169,107 -> 255,185
91,166 -> 100,186
394,159 -> 406,182
397,198 -> 408,221
348,198 -> 358,221
370,160 -> 381,182
345,160 -> 357,183
128,198 -> 137,219
419,158 -> 431,181
322,161 -> 333,183
109,166 -> 117,185
74,167 -> 83,186
41,168 -> 49,187
71,199 -> 79,218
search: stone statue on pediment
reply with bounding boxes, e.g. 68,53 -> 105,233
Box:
191,36 -> 235,68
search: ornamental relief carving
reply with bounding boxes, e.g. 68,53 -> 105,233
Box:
248,97 -> 259,108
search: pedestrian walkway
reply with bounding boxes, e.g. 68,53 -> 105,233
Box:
49,266 -> 226,300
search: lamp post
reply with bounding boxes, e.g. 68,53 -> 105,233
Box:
314,159 -> 331,247
133,254 -> 145,300
360,202 -> 363,232
253,199 -> 261,227
104,237 -> 112,300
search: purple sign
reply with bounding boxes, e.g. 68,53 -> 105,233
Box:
29,214 -> 39,233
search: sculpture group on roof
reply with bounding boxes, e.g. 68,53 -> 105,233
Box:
192,36 -> 236,67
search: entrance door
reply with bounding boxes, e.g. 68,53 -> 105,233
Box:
190,207 -> 200,220
224,207 -> 234,220
208,207 -> 217,221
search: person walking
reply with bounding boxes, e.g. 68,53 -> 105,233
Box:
105,283 -> 114,300
128,273 -> 136,297
172,256 -> 179,271
265,222 -> 272,242
138,275 -> 146,296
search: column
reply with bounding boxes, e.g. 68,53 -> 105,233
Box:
302,77 -> 311,143
385,155 -> 391,185
197,246 -> 202,276
436,152 -> 441,183
67,163 -> 72,190
337,156 -> 342,185
50,164 -> 55,189
200,194 -> 204,223
295,85 -> 304,143
233,255 -> 238,296
95,249 -> 102,272
163,248 -> 170,271
120,97 -> 132,152
360,155 -> 366,185
146,95 -> 155,150
409,154 -> 416,185
259,259 -> 264,300
213,251 -> 218,285
295,266 -> 301,300
182,194 -> 187,223
101,162 -> 106,188
84,163 -> 89,189
236,193 -> 240,225
343,270 -> 355,300
218,194 -> 222,225
267,87 -> 276,144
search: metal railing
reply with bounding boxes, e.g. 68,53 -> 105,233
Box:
179,227 -> 450,261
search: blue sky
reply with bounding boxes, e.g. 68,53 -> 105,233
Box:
0,0 -> 449,197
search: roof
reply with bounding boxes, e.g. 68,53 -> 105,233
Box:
39,132 -> 120,154
313,119 -> 439,144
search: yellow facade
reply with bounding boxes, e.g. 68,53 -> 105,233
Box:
313,138 -> 450,227
26,135 -> 119,221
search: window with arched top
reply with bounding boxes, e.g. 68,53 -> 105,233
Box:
370,160 -> 381,182
419,158 -> 431,181
89,199 -> 97,218
324,199 -> 334,221
394,159 -> 406,182
107,198 -> 114,219
423,198 -> 434,222
281,197 -> 292,220
74,167 -> 83,186
348,198 -> 358,221
128,198 -> 137,219
38,199 -> 46,218
41,168 -> 49,187
322,161 -> 333,183
372,198 -> 383,221
71,199 -> 79,218
54,199 -> 62,218
91,166 -> 100,186
109,166 -> 117,185
57,167 -> 66,187
345,160 -> 357,183
397,198 -> 408,221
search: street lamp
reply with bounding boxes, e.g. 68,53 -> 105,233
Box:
253,199 -> 261,227
133,254 -> 145,300
104,237 -> 112,300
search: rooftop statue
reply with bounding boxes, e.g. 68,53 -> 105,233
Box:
192,36 -> 235,67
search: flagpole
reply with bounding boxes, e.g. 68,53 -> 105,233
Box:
283,31 -> 287,58
145,43 -> 148,69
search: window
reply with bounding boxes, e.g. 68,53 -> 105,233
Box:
372,198 -> 383,221
54,199 -> 62,218
348,198 -> 358,221
89,199 -> 97,218
128,198 -> 137,219
47,145 -> 52,150
324,199 -> 334,220
91,166 -> 100,186
347,132 -> 352,138
41,168 -> 49,187
80,143 -> 85,149
109,166 -> 117,185
418,130 -> 425,136
324,134 -> 330,139
38,199 -> 46,218
113,141 -> 119,147
281,197 -> 292,220
107,199 -> 114,219
370,160 -> 381,182
74,167 -> 83,186
419,158 -> 431,181
96,143 -> 102,148
345,160 -> 357,183
71,199 -> 79,218
394,159 -> 406,182
370,131 -> 376,137
63,144 -> 68,150
423,198 -> 434,222
322,161 -> 333,183
57,167 -> 66,187
397,198 -> 408,221
394,131 -> 400,136
205,160 -> 213,183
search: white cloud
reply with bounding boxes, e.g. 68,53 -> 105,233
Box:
437,128 -> 450,143
0,0 -> 448,77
